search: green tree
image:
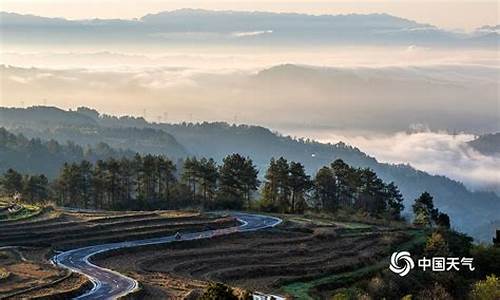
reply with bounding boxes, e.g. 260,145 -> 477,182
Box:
182,157 -> 201,204
1,169 -> 23,197
218,154 -> 258,209
79,160 -> 93,208
22,174 -> 49,203
288,161 -> 311,213
92,160 -> 107,209
412,192 -> 438,227
141,154 -> 157,202
118,157 -> 135,207
386,182 -> 405,220
198,158 -> 218,207
105,158 -> 121,208
313,166 -> 337,211
239,157 -> 259,208
261,157 -> 290,212
356,168 -> 386,215
331,159 -> 356,207
156,156 -> 176,204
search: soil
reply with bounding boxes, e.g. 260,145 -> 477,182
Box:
0,208 -> 240,298
94,222 -> 409,298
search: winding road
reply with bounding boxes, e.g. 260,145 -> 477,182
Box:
52,212 -> 283,299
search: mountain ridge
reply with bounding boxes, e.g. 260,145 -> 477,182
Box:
1,10 -> 496,47
0,106 -> 498,242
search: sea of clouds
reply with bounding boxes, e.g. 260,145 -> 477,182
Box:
292,129 -> 500,195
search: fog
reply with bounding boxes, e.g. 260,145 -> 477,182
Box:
1,21 -> 499,194
284,129 -> 500,195
1,51 -> 498,133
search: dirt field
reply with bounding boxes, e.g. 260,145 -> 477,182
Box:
0,209 -> 238,250
94,219 -> 411,299
0,208 -> 239,298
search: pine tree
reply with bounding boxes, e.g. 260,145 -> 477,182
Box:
356,168 -> 387,215
386,182 -> 405,220
412,192 -> 438,227
331,159 -> 355,207
288,161 -> 311,213
1,169 -> 23,197
182,157 -> 201,204
261,157 -> 290,212
314,166 -> 337,211
218,154 -> 258,209
198,158 -> 218,207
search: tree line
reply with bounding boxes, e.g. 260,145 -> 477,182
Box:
0,169 -> 49,203
0,153 -> 409,220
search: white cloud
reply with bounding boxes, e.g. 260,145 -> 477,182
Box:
232,30 -> 273,37
8,75 -> 29,84
305,130 -> 500,194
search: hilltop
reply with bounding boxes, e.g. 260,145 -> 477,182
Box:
0,106 -> 498,241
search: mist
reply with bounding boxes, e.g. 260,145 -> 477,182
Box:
285,129 -> 500,195
1,57 -> 498,133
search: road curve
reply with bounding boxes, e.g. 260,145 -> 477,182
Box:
52,212 -> 282,300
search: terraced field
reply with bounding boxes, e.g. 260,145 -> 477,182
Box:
0,203 -> 419,299
94,219 -> 413,299
0,210 -> 238,250
0,207 -> 239,299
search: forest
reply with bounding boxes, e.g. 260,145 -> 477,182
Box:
1,153 -> 406,221
1,107 -> 499,242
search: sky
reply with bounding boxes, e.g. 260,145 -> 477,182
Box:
0,0 -> 498,31
0,0 -> 498,195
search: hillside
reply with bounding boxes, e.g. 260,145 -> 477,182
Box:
468,132 -> 500,155
0,106 -> 498,241
0,107 -> 188,159
2,64 -> 497,134
0,127 -> 134,178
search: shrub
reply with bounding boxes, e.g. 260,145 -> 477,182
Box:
200,283 -> 238,300
0,267 -> 10,280
469,275 -> 500,300
470,245 -> 500,278
424,232 -> 449,256
332,288 -> 369,300
416,283 -> 452,300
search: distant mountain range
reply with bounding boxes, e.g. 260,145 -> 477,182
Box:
2,64 -> 497,134
0,9 -> 497,47
469,133 -> 500,156
0,106 -> 498,242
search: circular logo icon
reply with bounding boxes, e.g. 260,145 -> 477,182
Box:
389,251 -> 415,277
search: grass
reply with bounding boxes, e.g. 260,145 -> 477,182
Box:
287,215 -> 372,230
281,230 -> 427,299
283,264 -> 382,300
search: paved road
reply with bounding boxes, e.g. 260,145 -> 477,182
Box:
52,212 -> 283,300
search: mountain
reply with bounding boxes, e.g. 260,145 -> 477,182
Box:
0,10 -> 497,47
2,64 -> 497,134
469,133 -> 500,155
0,107 -> 188,159
0,127 -> 134,178
0,106 -> 498,242
249,64 -> 498,133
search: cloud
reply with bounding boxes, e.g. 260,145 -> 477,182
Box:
306,130 -> 500,194
232,30 -> 273,37
8,75 -> 29,84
